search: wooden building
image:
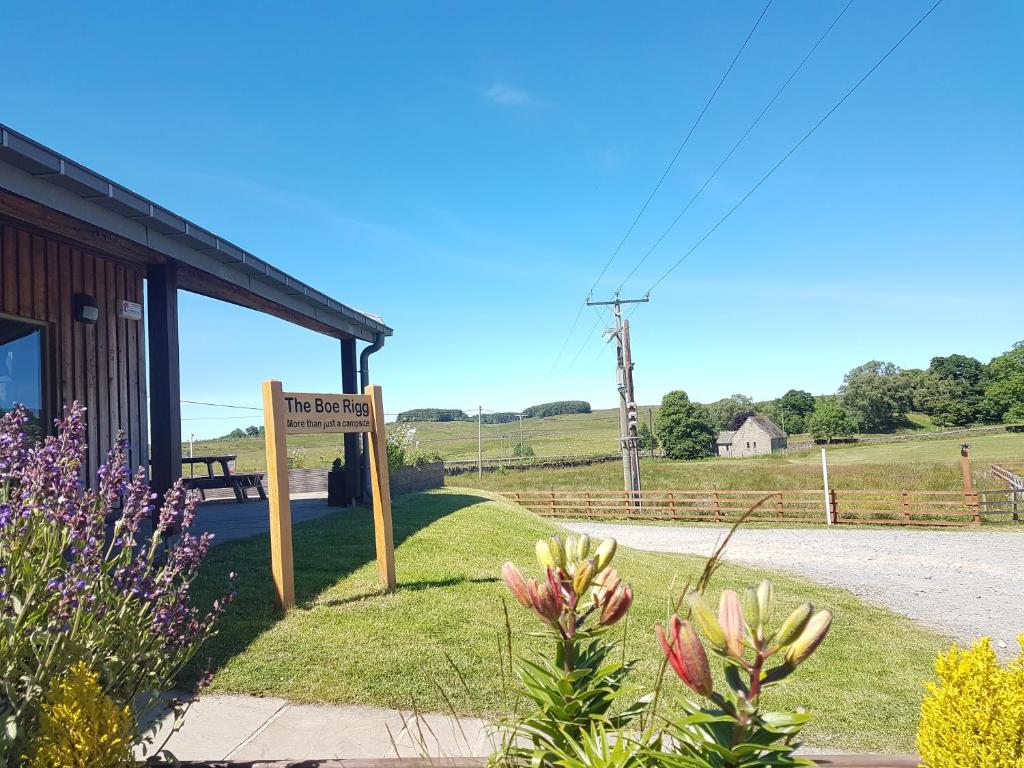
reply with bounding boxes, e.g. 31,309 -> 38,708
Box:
0,123 -> 392,503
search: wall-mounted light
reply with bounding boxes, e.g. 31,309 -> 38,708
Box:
74,294 -> 99,324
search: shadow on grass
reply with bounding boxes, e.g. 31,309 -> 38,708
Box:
181,491 -> 490,687
318,575 -> 500,608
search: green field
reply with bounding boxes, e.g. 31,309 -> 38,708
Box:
188,489 -> 947,752
188,407 -> 635,472
448,431 -> 1024,493
187,407 -> 1020,475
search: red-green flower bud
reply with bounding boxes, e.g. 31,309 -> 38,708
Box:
784,610 -> 832,665
657,615 -> 713,697
718,589 -> 746,659
600,584 -> 632,626
775,603 -> 813,648
686,591 -> 726,652
501,562 -> 531,609
592,567 -> 621,607
528,579 -> 562,626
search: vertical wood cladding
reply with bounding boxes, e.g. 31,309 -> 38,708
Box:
0,218 -> 148,479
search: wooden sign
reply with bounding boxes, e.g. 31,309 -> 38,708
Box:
281,392 -> 372,434
262,380 -> 395,610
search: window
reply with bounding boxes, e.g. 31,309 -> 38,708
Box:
0,316 -> 45,430
753,441 -> 757,449
746,441 -> 750,449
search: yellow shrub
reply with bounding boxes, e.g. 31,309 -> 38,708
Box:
918,636 -> 1024,768
25,661 -> 135,768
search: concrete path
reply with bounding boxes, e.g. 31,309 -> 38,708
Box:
563,522 -> 1024,654
149,695 -> 497,762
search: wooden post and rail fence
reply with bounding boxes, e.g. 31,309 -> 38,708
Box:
504,487 -> 991,527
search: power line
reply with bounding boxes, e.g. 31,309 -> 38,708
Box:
645,0 -> 945,295
180,399 -> 263,411
549,2 -> 773,375
547,300 -> 587,378
616,0 -> 856,292
587,0 -> 774,295
562,306 -> 614,377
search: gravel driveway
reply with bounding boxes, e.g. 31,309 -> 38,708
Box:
563,522 -> 1024,655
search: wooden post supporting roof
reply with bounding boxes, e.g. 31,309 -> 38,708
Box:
147,261 -> 182,518
341,338 -> 361,503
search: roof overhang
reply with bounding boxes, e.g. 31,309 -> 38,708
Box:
0,124 -> 392,343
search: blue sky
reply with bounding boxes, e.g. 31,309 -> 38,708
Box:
3,1 -> 1021,437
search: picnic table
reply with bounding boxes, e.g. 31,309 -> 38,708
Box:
180,454 -> 266,503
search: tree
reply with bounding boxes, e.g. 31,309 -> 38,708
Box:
655,390 -> 716,460
839,361 -> 905,432
706,394 -> 754,431
637,421 -> 658,454
779,389 -> 816,418
923,354 -> 987,426
726,409 -> 756,431
776,389 -> 816,434
983,341 -> 1024,422
808,398 -> 859,443
245,425 -> 263,437
226,428 -> 245,439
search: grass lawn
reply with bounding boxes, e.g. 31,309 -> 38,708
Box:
448,431 -> 1024,493
188,489 -> 948,752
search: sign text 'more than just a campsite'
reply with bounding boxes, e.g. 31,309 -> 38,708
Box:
281,392 -> 373,434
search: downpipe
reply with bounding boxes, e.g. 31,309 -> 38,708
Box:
359,333 -> 386,503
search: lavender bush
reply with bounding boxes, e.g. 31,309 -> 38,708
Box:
0,403 -> 235,765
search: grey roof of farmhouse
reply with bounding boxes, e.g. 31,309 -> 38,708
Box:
748,415 -> 786,438
0,123 -> 391,342
716,430 -> 736,445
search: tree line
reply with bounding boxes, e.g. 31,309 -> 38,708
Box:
652,340 -> 1024,459
395,401 -> 592,423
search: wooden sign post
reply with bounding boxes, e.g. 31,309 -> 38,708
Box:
262,381 -> 395,610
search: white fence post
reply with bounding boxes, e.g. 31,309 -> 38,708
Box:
821,448 -> 832,526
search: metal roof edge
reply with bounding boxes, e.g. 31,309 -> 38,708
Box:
0,123 -> 393,340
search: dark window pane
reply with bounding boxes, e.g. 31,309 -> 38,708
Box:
0,318 -> 43,426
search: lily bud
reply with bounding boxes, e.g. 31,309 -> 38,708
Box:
548,536 -> 567,570
501,562 -> 531,609
528,580 -> 562,626
575,533 -> 591,561
600,584 -> 632,626
657,615 -> 713,697
594,538 -> 617,572
757,579 -> 774,628
592,567 -> 621,607
535,539 -> 555,569
686,591 -> 726,652
718,589 -> 746,659
775,603 -> 813,648
741,587 -> 760,632
784,610 -> 832,665
572,558 -> 596,595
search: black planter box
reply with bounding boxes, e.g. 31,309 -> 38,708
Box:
327,470 -> 349,507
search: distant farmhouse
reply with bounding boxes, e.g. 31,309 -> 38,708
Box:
716,415 -> 787,458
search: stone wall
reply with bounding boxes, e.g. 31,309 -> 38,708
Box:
390,461 -> 445,495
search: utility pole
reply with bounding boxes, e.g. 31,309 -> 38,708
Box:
518,413 -> 524,455
587,291 -> 648,498
648,408 -> 654,458
477,406 -> 483,479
